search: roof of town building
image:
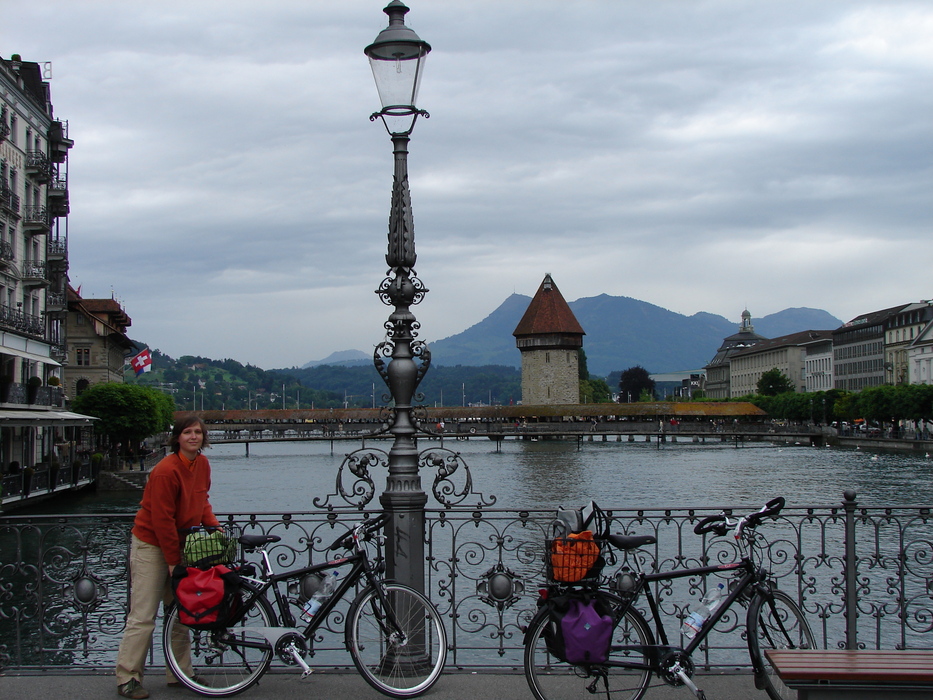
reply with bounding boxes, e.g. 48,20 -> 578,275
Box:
730,329 -> 834,357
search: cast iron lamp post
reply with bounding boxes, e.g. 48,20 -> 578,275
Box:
365,0 -> 431,592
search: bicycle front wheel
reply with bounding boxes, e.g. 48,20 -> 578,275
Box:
524,594 -> 653,700
747,588 -> 817,700
346,583 -> 447,698
163,590 -> 276,698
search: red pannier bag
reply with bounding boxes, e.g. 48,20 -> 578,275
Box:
171,564 -> 242,630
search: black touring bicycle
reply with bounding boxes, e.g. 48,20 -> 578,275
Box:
162,513 -> 446,698
523,497 -> 816,700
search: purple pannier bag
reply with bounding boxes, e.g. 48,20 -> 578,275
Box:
561,597 -> 613,664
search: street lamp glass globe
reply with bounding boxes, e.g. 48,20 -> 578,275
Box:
365,1 -> 431,116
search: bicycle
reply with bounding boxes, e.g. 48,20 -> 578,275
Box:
523,497 -> 816,700
162,513 -> 447,698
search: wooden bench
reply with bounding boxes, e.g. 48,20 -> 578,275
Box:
765,649 -> 933,699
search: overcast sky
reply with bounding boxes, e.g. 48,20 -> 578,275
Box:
5,1 -> 932,368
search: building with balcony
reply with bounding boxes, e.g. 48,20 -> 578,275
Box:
1,54 -> 91,477
64,286 -> 134,396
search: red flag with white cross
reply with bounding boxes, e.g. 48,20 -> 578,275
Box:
131,349 -> 152,376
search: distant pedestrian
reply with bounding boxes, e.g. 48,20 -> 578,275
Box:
115,416 -> 220,699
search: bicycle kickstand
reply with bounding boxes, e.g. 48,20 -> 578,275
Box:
671,663 -> 707,700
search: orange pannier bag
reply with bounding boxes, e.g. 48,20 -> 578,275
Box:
550,530 -> 600,583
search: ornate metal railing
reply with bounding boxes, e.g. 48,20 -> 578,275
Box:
22,205 -> 50,230
0,304 -> 46,338
1,492 -> 931,671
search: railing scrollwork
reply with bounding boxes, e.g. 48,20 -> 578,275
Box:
314,444 -> 496,510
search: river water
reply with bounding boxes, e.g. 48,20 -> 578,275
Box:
20,436 -> 933,516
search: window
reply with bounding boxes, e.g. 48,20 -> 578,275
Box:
76,348 -> 90,366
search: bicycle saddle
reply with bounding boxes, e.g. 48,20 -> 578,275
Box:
238,534 -> 281,548
607,533 -> 657,550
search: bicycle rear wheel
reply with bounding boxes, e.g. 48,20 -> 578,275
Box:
524,593 -> 652,700
346,583 -> 447,698
163,591 -> 276,698
747,588 -> 816,700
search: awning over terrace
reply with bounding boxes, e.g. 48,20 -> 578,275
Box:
0,409 -> 97,427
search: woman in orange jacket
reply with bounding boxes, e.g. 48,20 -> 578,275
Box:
115,415 -> 220,699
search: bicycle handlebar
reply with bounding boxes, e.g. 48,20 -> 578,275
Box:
746,496 -> 785,527
693,514 -> 729,536
328,513 -> 390,552
692,497 -> 785,536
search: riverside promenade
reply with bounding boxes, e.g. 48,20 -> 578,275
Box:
0,669 -> 758,699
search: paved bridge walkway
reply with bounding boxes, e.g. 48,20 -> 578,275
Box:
0,670 -> 757,700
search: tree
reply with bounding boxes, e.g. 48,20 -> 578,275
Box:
618,366 -> 655,403
578,349 -> 590,381
757,368 -> 794,396
580,378 -> 613,403
72,383 -> 175,456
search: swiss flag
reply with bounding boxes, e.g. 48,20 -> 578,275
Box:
131,349 -> 152,376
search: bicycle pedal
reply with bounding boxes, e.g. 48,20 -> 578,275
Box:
301,668 -> 314,679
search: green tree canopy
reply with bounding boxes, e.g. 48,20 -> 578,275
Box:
756,368 -> 795,396
618,366 -> 655,402
72,383 -> 175,451
580,378 -> 613,403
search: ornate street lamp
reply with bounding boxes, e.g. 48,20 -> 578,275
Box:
365,0 -> 432,592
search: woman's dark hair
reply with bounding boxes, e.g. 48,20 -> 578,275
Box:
170,415 -> 210,454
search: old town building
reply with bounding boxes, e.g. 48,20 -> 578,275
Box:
703,310 -> 766,399
730,330 -> 834,397
64,286 -> 134,396
1,54 -> 93,474
884,302 -> 933,386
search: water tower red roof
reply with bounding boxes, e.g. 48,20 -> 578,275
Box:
512,274 -> 585,338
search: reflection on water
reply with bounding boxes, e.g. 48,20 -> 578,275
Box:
16,437 -> 933,517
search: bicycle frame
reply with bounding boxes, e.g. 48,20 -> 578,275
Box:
250,550 -> 375,633
620,556 -> 763,660
219,528 -> 392,670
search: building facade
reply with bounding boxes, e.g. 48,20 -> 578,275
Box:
833,305 -> 907,392
884,302 -> 933,386
64,286 -> 134,397
909,319 -> 933,386
729,330 -> 834,397
804,337 -> 834,392
513,274 -> 585,405
0,54 -> 91,473
703,310 -> 767,399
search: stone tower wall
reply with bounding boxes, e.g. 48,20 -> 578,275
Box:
520,348 -> 580,405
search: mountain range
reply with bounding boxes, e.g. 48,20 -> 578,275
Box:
302,294 -> 843,378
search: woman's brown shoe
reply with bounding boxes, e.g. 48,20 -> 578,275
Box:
117,679 -> 149,699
